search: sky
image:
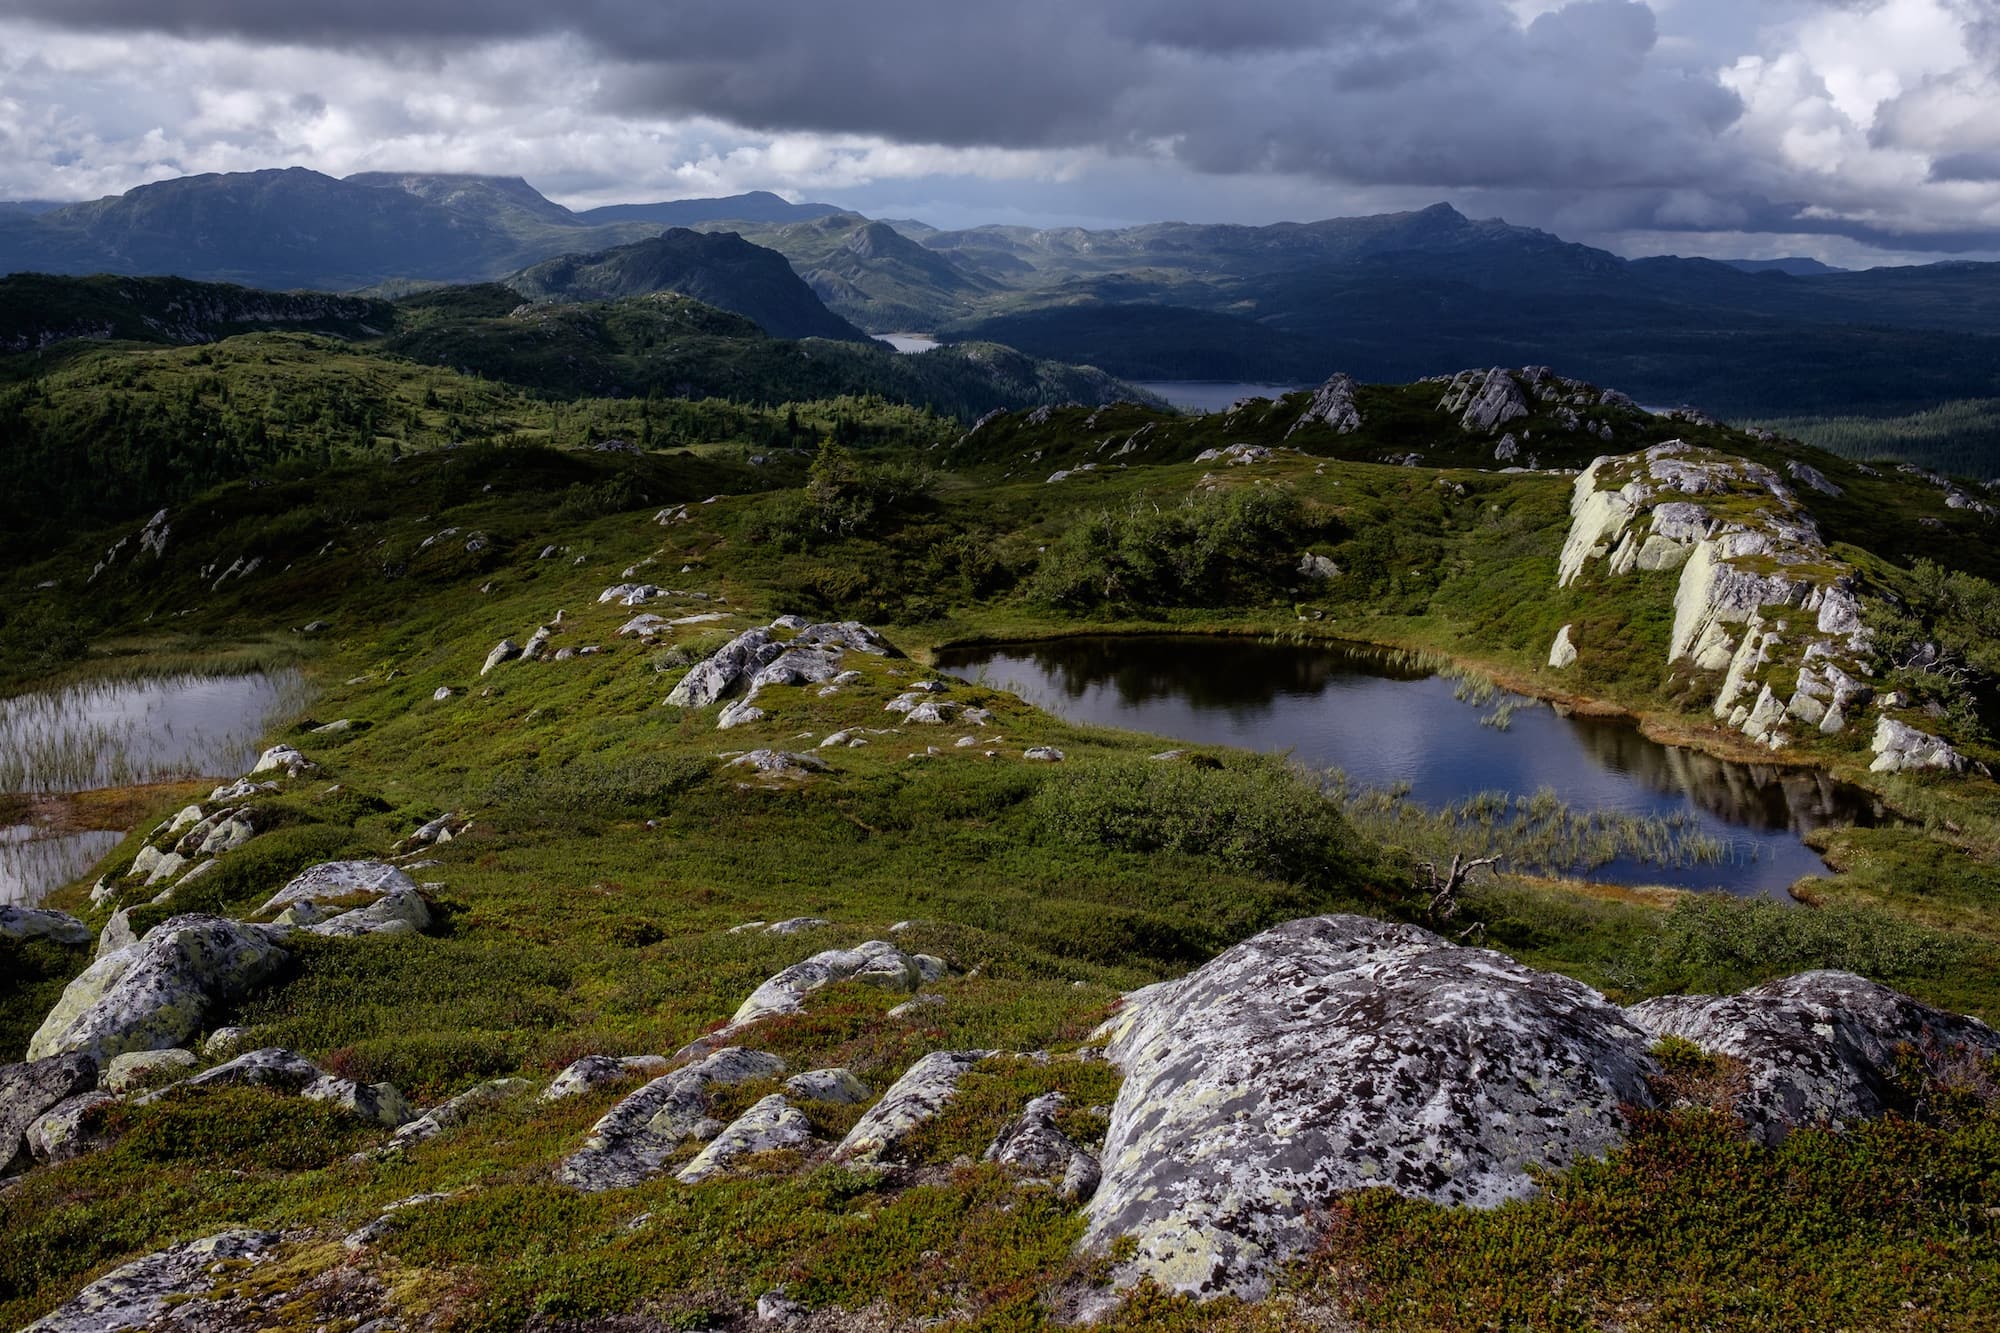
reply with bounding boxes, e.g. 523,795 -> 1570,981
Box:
0,0 -> 1996,265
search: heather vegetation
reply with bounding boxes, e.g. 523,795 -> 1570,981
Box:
4,320 -> 2000,1330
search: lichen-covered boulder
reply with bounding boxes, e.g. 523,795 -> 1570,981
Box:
785,1068 -> 871,1105
1627,970 -> 2000,1145
250,744 -> 317,778
1079,915 -> 1660,1301
178,1046 -> 325,1093
667,629 -> 783,707
986,1091 -> 1100,1201
557,1046 -> 786,1191
27,916 -> 291,1066
834,1049 -> 998,1165
0,906 -> 92,947
676,1093 -> 813,1183
259,860 -> 418,915
21,1230 -> 282,1333
732,940 -> 927,1026
101,1048 -> 197,1093
27,1090 -> 118,1164
381,1077 -> 532,1153
542,1054 -> 672,1102
1,1053 -> 98,1175
306,888 -> 432,938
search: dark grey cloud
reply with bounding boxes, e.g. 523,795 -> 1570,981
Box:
1931,150 -> 2000,182
3,0 -> 1735,187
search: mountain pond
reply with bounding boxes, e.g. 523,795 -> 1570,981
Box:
1,669 -> 308,907
936,636 -> 1897,898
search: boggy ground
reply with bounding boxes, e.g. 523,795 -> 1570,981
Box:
5,412 -> 2000,1330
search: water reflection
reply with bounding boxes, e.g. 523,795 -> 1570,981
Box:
937,635 -> 1893,896
0,670 -> 308,794
0,825 -> 123,907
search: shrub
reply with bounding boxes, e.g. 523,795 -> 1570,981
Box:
1026,485 -> 1310,611
1032,756 -> 1356,887
1648,893 -> 1957,994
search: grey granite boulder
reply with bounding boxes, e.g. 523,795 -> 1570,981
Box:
21,1230 -> 282,1333
732,940 -> 927,1026
785,1068 -> 871,1105
1,1054 -> 98,1175
1079,914 -> 1660,1301
986,1091 -> 1100,1202
302,1074 -> 416,1128
101,1048 -> 197,1093
0,906 -> 92,947
27,1091 -> 119,1164
1286,372 -> 1362,437
259,860 -> 418,916
557,1046 -> 786,1191
667,629 -> 783,707
27,916 -> 291,1065
306,889 -> 432,938
381,1077 -> 532,1153
676,1093 -> 813,1183
1627,970 -> 2000,1145
542,1054 -> 672,1102
834,1049 -> 998,1165
178,1047 -> 326,1093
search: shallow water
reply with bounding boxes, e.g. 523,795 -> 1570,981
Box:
1127,381 -> 1307,413
0,670 -> 308,795
874,333 -> 940,354
0,669 -> 307,906
937,636 -> 1894,897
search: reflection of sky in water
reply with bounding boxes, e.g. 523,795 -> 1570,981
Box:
1,827 -> 123,907
1128,382 -> 1308,414
0,670 -> 305,793
939,636 -> 1894,898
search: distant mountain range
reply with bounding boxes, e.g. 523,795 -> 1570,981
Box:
4,169 -> 2000,415
0,169 -> 845,291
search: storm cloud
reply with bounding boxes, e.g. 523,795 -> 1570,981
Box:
0,0 -> 1995,259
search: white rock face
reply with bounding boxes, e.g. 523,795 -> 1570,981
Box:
1437,368 -> 1530,433
480,639 -> 522,675
1629,971 -> 1999,1145
834,1049 -> 998,1165
27,916 -> 291,1065
1557,442 -> 1875,749
250,744 -> 317,778
306,889 -> 432,939
0,906 -> 92,947
676,1093 -> 813,1183
669,621 -> 893,721
1869,717 -> 1966,773
732,940 -> 928,1026
557,1046 -> 787,1191
1079,915 -> 1659,1302
1548,624 -> 1577,669
21,1230 -> 282,1333
1285,373 -> 1362,437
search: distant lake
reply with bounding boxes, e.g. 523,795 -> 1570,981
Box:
1129,382 -> 1307,413
938,636 -> 1896,898
874,333 -> 940,354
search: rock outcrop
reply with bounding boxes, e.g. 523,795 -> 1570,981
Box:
1556,442 -> 1875,748
1870,717 -> 1967,774
557,1046 -> 786,1191
1285,373 -> 1361,438
676,1093 -> 813,1183
22,1230 -> 282,1333
732,941 -> 941,1027
1629,970 -> 2000,1145
834,1049 -> 997,1165
669,621 -> 894,726
0,907 -> 92,947
1080,915 -> 1659,1301
27,916 -> 290,1066
1,1054 -> 98,1175
985,1091 -> 1100,1201
1437,367 -> 1530,434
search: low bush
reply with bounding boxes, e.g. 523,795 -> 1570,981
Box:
1648,893 -> 1958,994
1026,485 -> 1313,612
1033,756 -> 1358,889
